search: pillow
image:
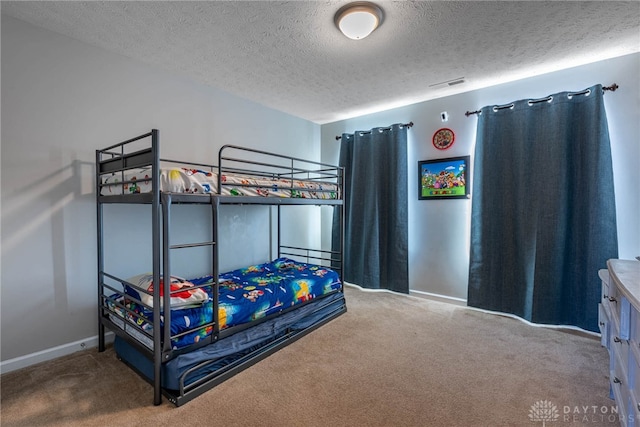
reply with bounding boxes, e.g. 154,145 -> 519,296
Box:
125,273 -> 208,309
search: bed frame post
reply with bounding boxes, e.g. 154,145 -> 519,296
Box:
340,167 -> 346,287
162,193 -> 173,351
212,196 -> 220,340
96,149 -> 105,352
277,205 -> 281,259
150,129 -> 163,406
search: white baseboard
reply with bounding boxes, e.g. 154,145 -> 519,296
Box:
350,285 -> 596,336
464,305 -> 600,337
0,332 -> 115,374
344,282 -> 468,307
409,289 -> 468,307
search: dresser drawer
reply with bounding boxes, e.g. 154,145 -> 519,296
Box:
602,272 -> 617,301
611,352 -> 635,426
612,352 -> 631,427
612,333 -> 631,381
602,268 -> 621,324
605,260 -> 640,427
631,391 -> 640,427
600,268 -> 611,298
632,350 -> 640,409
599,303 -> 610,349
621,297 -> 632,340
611,290 -> 622,321
632,305 -> 640,344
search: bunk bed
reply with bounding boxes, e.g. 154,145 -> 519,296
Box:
96,129 -> 346,406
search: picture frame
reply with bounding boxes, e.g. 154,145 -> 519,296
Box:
418,156 -> 470,200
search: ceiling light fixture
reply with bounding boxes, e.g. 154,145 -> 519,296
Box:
334,2 -> 383,40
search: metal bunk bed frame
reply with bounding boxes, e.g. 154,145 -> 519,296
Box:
96,129 -> 346,405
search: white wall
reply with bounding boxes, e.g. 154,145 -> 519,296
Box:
321,53 -> 640,302
0,16 -> 321,363
2,13 -> 638,368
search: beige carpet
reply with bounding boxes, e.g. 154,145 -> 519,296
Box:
1,285 -> 614,427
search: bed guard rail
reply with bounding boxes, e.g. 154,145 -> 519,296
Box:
218,144 -> 344,199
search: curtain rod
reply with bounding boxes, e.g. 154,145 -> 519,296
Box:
335,121 -> 414,140
464,83 -> 619,117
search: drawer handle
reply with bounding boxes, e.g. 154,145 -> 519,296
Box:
600,322 -> 605,326
613,377 -> 622,384
614,336 -> 622,343
603,294 -> 609,299
609,296 -> 617,302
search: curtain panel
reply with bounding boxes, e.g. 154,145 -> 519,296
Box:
467,84 -> 618,332
333,124 -> 409,293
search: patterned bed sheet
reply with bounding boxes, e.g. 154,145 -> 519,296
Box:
106,258 -> 342,350
100,167 -> 339,199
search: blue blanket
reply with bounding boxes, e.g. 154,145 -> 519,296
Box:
110,258 -> 341,349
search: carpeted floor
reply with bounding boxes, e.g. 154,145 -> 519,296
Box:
1,285 -> 615,426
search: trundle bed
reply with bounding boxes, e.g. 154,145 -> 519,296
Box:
96,129 -> 346,406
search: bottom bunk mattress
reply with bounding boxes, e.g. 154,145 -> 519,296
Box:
114,290 -> 346,392
107,257 -> 342,350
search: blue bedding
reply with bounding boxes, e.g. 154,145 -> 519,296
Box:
109,258 -> 342,349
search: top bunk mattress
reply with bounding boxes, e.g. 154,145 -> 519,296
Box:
100,167 -> 340,200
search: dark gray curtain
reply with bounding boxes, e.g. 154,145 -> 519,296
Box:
467,84 -> 618,332
333,124 -> 409,293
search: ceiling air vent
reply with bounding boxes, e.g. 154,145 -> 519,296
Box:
429,77 -> 466,88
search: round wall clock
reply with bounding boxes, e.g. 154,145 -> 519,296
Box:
432,128 -> 455,150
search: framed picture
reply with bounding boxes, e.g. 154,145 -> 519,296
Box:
418,156 -> 470,200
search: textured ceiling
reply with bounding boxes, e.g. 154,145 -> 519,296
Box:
2,1 -> 639,124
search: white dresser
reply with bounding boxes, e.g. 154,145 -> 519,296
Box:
600,259 -> 640,427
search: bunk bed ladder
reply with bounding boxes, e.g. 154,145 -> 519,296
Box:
158,192 -> 221,404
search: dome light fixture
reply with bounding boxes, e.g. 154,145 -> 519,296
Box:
334,2 -> 384,40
